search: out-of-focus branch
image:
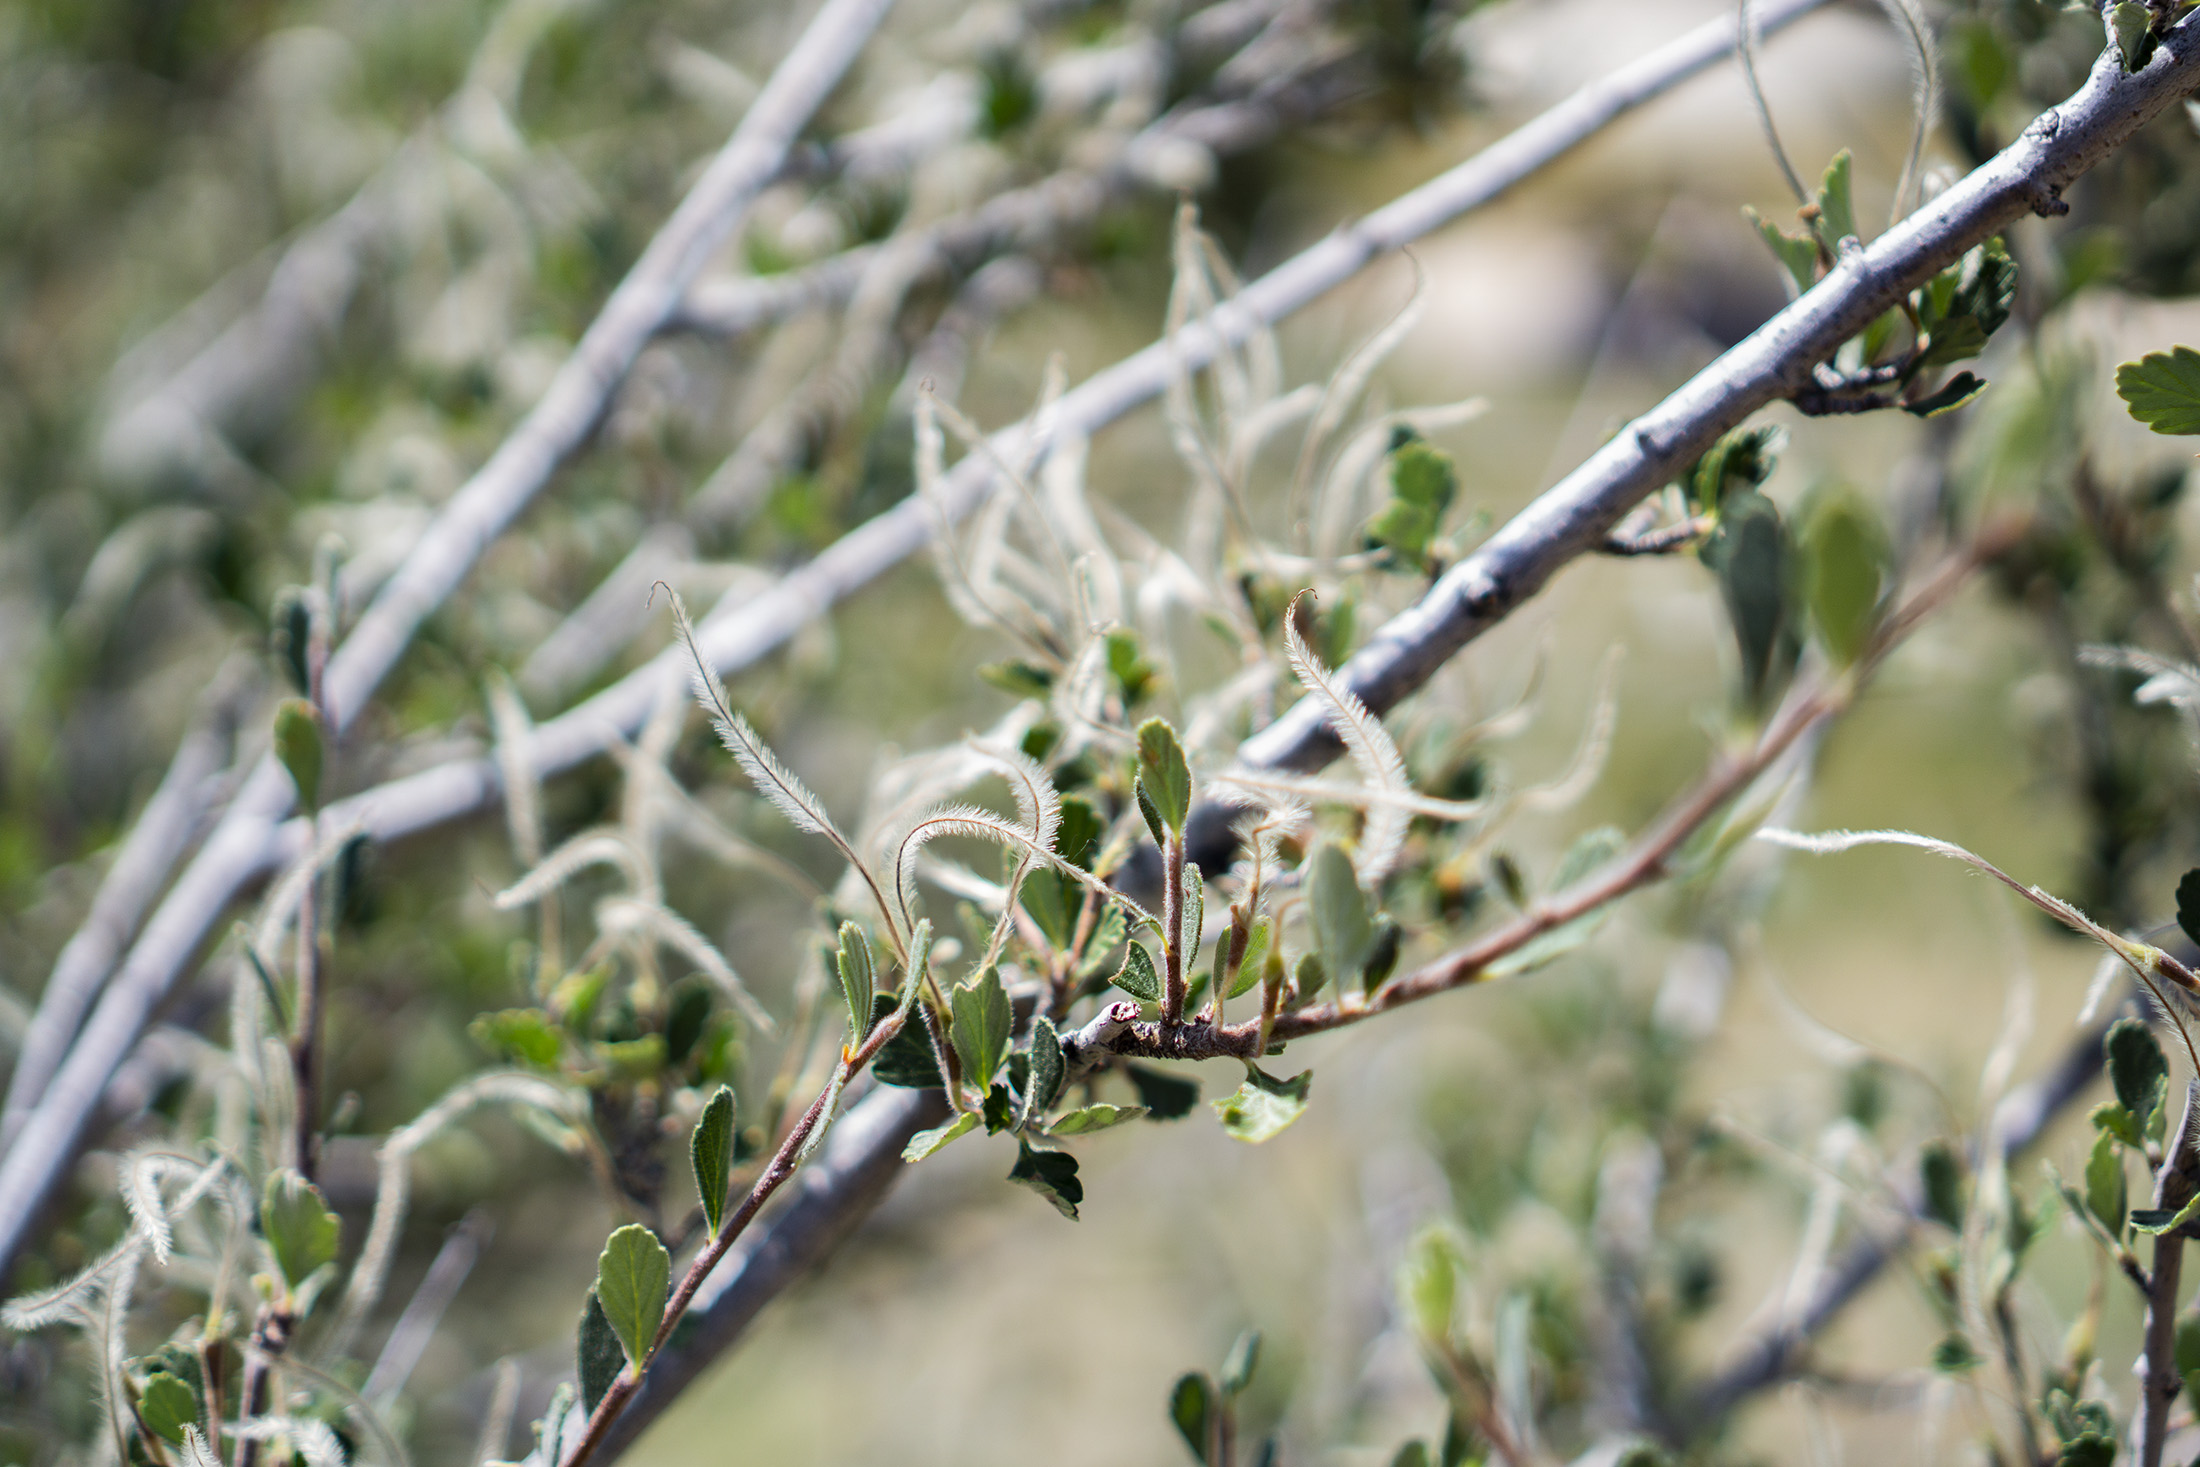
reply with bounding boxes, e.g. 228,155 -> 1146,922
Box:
1680,1013 -> 2111,1430
0,0 -> 1832,1285
0,663 -> 253,1148
0,0 -> 899,1281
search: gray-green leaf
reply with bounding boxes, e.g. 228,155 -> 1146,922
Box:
137,1372 -> 198,1445
1212,1064 -> 1312,1143
1810,149 -> 1857,252
1136,719 -> 1193,835
950,965 -> 1012,1088
836,922 -> 873,1041
691,1085 -> 735,1239
1171,1373 -> 1214,1464
1308,842 -> 1373,984
1023,1017 -> 1066,1126
902,1111 -> 979,1161
1045,1103 -> 1146,1135
594,1224 -> 671,1369
2087,1130 -> 2127,1243
1702,489 -> 1790,708
1113,942 -> 1161,1003
2107,1018 -> 2168,1139
261,1168 -> 340,1290
1008,1141 -> 1082,1219
273,698 -> 324,814
1801,492 -> 1887,667
577,1291 -> 624,1411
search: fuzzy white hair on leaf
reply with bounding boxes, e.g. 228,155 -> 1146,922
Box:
1282,591 -> 1410,888
1759,826 -> 2200,1071
235,1417 -> 347,1467
494,830 -> 650,910
486,670 -> 543,867
1515,647 -> 1624,813
892,805 -> 1153,941
595,895 -> 775,1033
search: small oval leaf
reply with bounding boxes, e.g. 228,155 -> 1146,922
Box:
595,1224 -> 671,1370
691,1086 -> 735,1239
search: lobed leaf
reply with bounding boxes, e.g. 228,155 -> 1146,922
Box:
261,1169 -> 340,1291
1212,1064 -> 1312,1143
2118,346 -> 2200,435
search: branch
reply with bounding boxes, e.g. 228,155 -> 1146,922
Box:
0,0 -> 899,1280
0,0 -> 1833,1289
2137,1080 -> 2200,1467
1680,1010 -> 2113,1430
1073,535 -> 2002,1065
1227,15 -> 2200,785
0,662 -> 252,1149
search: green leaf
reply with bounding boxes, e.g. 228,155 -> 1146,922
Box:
597,1033 -> 666,1080
1024,1017 -> 1066,1125
261,1169 -> 340,1289
2107,1018 -> 2168,1138
1055,795 -> 1104,869
982,1081 -> 1018,1134
468,1008 -> 562,1070
2111,0 -> 2154,71
1902,371 -> 1988,418
1390,1443 -> 1432,1467
1684,425 -> 1784,512
1106,629 -> 1156,705
1485,826 -> 1627,979
2176,868 -> 2200,949
1171,1373 -> 1215,1464
1919,1140 -> 1965,1230
273,698 -> 324,813
835,923 -> 874,1042
1078,903 -> 1127,978
2086,1131 -> 2127,1243
1801,492 -> 1889,666
1221,1331 -> 1261,1395
1008,1140 -> 1082,1219
1226,917 -> 1271,1000
1046,1103 -> 1146,1135
2092,1101 -> 2145,1149
1212,1063 -> 1312,1143
2117,346 -> 2200,434
1701,489 -> 1790,708
870,994 -> 945,1089
2131,1193 -> 2200,1236
1745,207 -> 1818,295
1811,149 -> 1857,252
1127,1063 -> 1200,1119
2177,1314 -> 2200,1400
136,1372 -> 198,1445
1399,1226 -> 1463,1343
2058,1435 -> 2116,1467
1137,779 -> 1168,848
1365,439 -> 1460,569
1113,942 -> 1162,1003
664,981 -> 713,1064
902,1110 -> 979,1161
1308,843 -> 1374,984
577,1291 -> 624,1412
1916,241 -> 2017,368
1136,719 -> 1193,834
1932,1333 -> 1981,1373
1360,916 -> 1401,993
1019,865 -> 1076,948
594,1224 -> 671,1369
950,966 -> 1012,1089
978,659 -> 1055,700
691,1086 -> 735,1239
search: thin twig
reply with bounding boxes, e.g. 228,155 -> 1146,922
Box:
1071,533 -> 2005,1065
2137,1080 -> 2200,1467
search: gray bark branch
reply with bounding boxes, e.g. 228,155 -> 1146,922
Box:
0,0 -> 899,1278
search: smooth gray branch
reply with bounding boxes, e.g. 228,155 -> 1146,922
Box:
1232,17 -> 2200,778
0,0 -> 898,1279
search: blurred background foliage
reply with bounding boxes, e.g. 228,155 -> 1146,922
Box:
22,0 -> 2200,1462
